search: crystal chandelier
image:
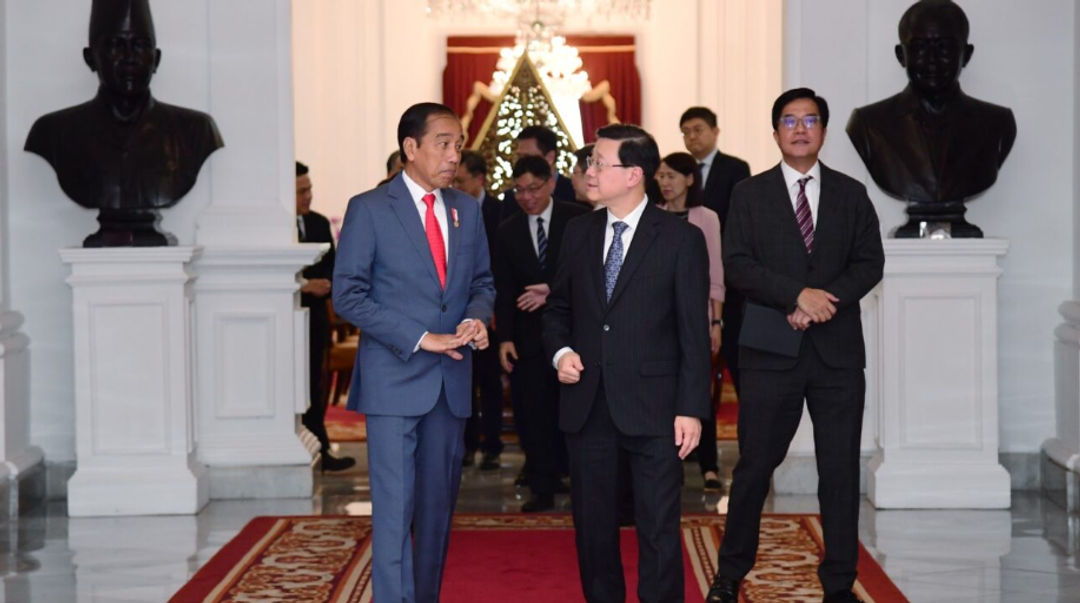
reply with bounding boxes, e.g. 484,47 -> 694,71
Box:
426,0 -> 651,23
489,34 -> 591,146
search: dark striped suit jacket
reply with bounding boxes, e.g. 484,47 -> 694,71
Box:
722,163 -> 884,371
543,202 -> 712,436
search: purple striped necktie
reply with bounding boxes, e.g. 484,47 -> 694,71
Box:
795,176 -> 814,252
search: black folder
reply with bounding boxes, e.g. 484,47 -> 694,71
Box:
738,301 -> 804,357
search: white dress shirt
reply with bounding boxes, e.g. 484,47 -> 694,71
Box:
527,199 -> 555,259
698,148 -> 719,186
553,195 -> 650,369
779,160 -> 822,228
401,170 -> 450,258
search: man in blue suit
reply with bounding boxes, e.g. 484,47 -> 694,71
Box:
333,102 -> 495,603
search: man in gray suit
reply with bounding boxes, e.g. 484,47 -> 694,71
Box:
333,102 -> 495,603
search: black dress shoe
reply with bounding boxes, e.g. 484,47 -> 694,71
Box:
703,476 -> 723,492
705,576 -> 740,603
479,451 -> 500,470
521,494 -> 555,512
514,471 -> 527,487
321,453 -> 356,473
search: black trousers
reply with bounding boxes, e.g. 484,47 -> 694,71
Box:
566,389 -> 683,603
715,341 -> 865,597
302,310 -> 331,452
465,338 -> 505,456
511,356 -> 565,495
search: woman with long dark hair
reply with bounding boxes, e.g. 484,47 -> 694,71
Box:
655,151 -> 726,491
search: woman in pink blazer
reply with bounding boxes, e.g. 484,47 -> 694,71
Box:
656,151 -> 726,491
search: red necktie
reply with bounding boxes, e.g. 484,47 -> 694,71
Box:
422,193 -> 447,289
795,176 -> 814,253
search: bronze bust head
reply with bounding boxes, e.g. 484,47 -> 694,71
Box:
24,0 -> 224,246
846,0 -> 1016,238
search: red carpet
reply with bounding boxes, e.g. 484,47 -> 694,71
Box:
172,514 -> 907,603
324,405 -> 366,442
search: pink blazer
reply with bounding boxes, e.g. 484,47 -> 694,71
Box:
659,204 -> 725,318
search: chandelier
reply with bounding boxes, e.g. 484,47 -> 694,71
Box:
426,0 -> 651,23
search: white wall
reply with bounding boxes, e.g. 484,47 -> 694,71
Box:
293,0 -> 782,223
3,0 -> 293,463
786,0 -> 1075,453
0,0 -> 8,306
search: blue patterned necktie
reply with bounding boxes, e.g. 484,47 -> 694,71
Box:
536,216 -> 548,270
604,221 -> 628,301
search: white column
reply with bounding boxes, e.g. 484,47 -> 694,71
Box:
60,247 -> 206,517
868,239 -> 1011,509
1043,302 -> 1080,511
190,0 -> 323,498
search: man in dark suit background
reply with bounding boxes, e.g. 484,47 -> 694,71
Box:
544,124 -> 711,602
680,106 -> 751,394
495,156 -> 588,512
453,150 -> 506,469
333,103 -> 495,603
295,161 -> 354,472
499,125 -> 581,220
706,89 -> 884,603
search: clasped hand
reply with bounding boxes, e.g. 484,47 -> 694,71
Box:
419,320 -> 488,360
788,288 -> 839,331
516,283 -> 550,312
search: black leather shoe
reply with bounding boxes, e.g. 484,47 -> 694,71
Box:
703,476 -> 723,492
514,471 -> 528,487
521,494 -> 555,512
479,451 -> 500,470
321,453 -> 356,473
705,576 -> 740,603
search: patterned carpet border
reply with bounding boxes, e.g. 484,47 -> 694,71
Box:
172,513 -> 907,603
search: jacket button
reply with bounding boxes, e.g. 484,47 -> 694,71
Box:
602,324 -> 610,332
441,304 -> 447,312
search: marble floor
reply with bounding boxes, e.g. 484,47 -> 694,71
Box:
1,440 -> 1079,602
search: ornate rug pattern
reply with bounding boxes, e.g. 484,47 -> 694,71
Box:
324,405 -> 366,442
172,514 -> 906,602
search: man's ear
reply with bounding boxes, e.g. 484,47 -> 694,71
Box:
545,150 -> 557,166
83,47 -> 97,72
154,48 -> 162,72
962,43 -> 973,68
403,137 -> 418,162
894,43 -> 906,67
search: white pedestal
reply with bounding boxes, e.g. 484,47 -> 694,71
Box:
60,247 -> 207,516
192,246 -> 324,499
868,239 -> 1011,509
0,309 -> 45,516
1042,300 -> 1080,511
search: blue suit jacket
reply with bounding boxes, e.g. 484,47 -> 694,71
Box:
333,173 -> 496,418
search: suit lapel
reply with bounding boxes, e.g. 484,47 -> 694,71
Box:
767,164 -> 812,256
607,203 -> 660,309
443,190 -> 459,288
388,176 -> 442,289
586,211 -> 608,310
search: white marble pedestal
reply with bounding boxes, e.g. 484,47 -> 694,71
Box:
60,247 -> 207,516
1043,300 -> 1080,512
868,239 -> 1011,509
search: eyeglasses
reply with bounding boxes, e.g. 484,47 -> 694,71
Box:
586,156 -> 632,171
778,115 -> 821,130
513,178 -> 549,196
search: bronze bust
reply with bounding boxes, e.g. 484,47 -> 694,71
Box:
25,0 -> 223,246
846,0 -> 1016,238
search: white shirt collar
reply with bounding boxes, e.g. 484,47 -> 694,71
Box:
401,170 -> 443,206
699,148 -> 719,168
606,194 -> 649,232
528,198 -> 554,225
779,160 -> 821,190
